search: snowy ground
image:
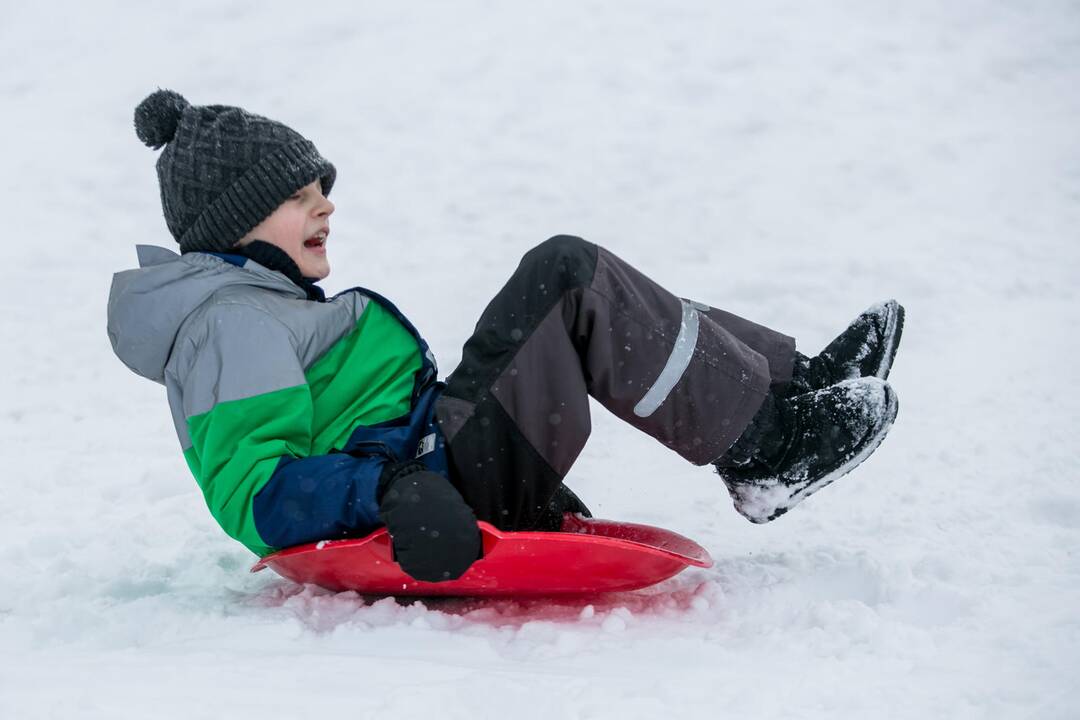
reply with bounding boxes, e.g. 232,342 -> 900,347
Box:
2,1 -> 1078,718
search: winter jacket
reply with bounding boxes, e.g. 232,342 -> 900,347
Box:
107,245 -> 447,556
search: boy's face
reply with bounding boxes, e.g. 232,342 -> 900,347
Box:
236,180 -> 335,280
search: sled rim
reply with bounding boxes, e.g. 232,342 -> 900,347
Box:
251,517 -> 712,573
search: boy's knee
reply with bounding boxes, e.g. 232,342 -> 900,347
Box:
535,234 -> 590,261
523,235 -> 597,287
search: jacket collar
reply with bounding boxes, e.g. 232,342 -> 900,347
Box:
208,241 -> 326,302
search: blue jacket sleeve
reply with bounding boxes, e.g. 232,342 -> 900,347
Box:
252,452 -> 387,551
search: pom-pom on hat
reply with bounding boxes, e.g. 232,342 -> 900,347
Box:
133,88 -> 336,254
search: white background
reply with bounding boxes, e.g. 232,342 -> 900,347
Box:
1,1 -> 1077,718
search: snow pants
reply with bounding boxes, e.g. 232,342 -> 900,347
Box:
434,235 -> 796,531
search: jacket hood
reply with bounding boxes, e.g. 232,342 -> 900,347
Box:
107,245 -> 307,384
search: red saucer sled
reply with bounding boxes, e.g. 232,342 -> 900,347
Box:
251,514 -> 713,597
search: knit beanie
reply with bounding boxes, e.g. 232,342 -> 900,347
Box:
133,88 -> 336,254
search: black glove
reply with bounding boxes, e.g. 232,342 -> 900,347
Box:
532,484 -> 593,531
376,461 -> 482,583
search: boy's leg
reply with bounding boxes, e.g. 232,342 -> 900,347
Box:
435,235 -> 795,531
699,306 -> 796,386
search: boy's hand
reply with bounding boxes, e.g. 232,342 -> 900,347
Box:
376,461 -> 482,582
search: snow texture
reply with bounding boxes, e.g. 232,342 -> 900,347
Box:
1,1 -> 1078,718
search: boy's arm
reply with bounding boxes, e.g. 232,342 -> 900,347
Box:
251,451 -> 384,551
180,302 -> 384,556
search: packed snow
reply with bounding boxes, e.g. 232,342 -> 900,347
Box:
1,1 -> 1078,718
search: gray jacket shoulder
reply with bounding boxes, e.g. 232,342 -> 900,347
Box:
165,282 -> 369,386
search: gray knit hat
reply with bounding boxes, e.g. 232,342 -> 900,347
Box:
134,88 -> 336,254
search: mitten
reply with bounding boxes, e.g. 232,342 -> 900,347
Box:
376,461 -> 482,582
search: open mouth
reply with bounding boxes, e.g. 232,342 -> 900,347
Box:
303,230 -> 328,249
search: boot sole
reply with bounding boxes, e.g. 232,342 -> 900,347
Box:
763,380 -> 899,522
872,300 -> 905,382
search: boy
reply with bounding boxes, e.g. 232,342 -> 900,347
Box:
108,89 -> 902,583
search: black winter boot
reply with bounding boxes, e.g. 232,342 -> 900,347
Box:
713,377 -> 899,523
778,300 -> 905,399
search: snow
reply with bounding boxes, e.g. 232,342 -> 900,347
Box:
2,1 -> 1079,717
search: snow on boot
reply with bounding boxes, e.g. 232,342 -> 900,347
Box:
713,377 -> 898,523
779,300 -> 905,399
